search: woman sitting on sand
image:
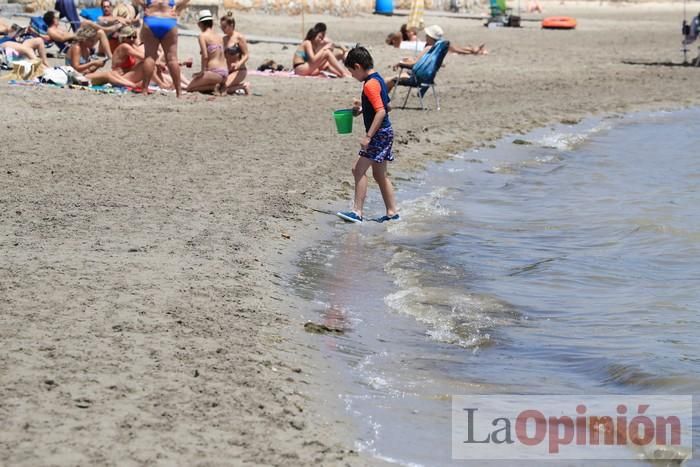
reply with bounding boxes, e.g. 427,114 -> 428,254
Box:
186,10 -> 228,94
220,11 -> 250,95
312,22 -> 347,62
112,26 -> 185,90
292,26 -> 350,78
0,37 -> 50,67
66,25 -> 138,87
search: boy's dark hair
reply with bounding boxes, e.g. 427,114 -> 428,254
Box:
345,46 -> 373,70
199,19 -> 213,29
43,10 -> 56,26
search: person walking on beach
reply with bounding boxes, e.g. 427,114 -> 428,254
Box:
337,46 -> 399,224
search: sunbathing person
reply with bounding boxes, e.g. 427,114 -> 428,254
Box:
312,22 -> 347,62
186,10 -> 227,94
44,10 -> 114,58
99,0 -> 138,27
66,25 -> 137,87
385,32 -> 402,48
385,25 -> 447,93
0,18 -> 11,35
133,0 -> 190,96
293,26 -> 350,77
0,21 -> 25,45
112,26 -> 191,90
0,37 -> 50,67
388,23 -> 487,55
401,23 -> 418,42
219,12 -> 250,95
99,0 -> 140,51
111,26 -> 171,88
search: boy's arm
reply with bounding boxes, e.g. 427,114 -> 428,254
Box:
363,109 -> 386,143
360,79 -> 387,148
352,98 -> 362,117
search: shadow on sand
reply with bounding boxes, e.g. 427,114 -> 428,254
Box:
622,59 -> 700,68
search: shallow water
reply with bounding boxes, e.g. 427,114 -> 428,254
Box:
292,108 -> 700,466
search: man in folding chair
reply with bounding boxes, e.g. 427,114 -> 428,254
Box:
387,25 -> 449,110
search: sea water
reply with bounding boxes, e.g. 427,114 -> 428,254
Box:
292,108 -> 700,466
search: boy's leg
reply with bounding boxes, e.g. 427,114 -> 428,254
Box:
352,156 -> 373,217
372,162 -> 398,217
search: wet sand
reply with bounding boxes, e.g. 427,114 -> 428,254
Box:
1,2 -> 699,465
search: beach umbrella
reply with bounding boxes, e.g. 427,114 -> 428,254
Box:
407,0 -> 425,30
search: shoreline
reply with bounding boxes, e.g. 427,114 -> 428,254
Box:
2,3 -> 700,464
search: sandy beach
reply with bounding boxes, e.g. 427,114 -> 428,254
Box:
1,2 -> 699,464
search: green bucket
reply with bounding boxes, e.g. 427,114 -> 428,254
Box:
333,109 -> 353,134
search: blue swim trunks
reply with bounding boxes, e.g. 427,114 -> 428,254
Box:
359,126 -> 394,163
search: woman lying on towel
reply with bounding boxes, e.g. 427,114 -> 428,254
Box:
387,23 -> 487,56
1,37 -> 50,67
66,25 -> 137,87
292,25 -> 350,78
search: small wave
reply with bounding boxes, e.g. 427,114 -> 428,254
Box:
629,221 -> 700,242
383,285 -> 519,348
487,154 -> 564,175
603,363 -> 700,390
538,132 -> 589,151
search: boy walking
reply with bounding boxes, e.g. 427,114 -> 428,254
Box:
337,46 -> 399,224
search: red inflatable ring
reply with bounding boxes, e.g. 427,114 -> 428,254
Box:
542,16 -> 577,29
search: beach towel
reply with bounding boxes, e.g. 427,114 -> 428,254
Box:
79,7 -> 103,22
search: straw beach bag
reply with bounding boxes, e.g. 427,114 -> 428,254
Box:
0,59 -> 45,81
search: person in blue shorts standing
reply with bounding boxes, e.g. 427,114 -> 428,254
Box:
337,46 -> 400,224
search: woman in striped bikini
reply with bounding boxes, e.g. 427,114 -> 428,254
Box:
185,10 -> 228,94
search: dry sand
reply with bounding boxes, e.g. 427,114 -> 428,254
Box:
1,3 -> 699,465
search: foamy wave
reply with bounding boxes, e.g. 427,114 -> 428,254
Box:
537,132 -> 589,151
535,121 -> 612,151
386,188 -> 453,233
383,285 -> 518,349
401,187 -> 452,217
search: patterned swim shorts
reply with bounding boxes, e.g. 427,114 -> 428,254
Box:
359,126 -> 394,163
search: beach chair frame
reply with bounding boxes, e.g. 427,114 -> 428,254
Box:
391,40 -> 450,111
